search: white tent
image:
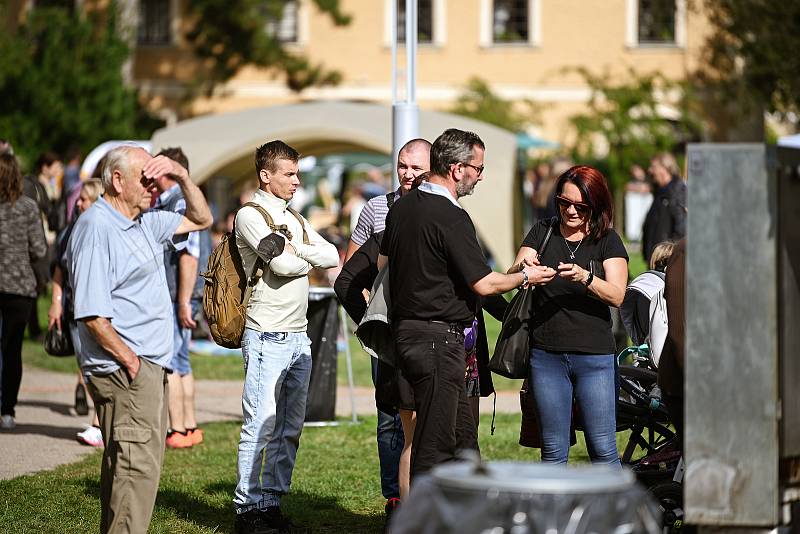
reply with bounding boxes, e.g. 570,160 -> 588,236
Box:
778,134 -> 800,148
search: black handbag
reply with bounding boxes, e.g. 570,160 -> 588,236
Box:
488,218 -> 556,379
44,324 -> 74,357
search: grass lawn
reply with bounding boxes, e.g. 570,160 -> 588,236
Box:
0,413 -> 639,533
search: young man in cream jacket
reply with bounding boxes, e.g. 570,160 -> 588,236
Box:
232,140 -> 338,534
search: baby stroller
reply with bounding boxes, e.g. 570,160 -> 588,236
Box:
617,272 -> 684,532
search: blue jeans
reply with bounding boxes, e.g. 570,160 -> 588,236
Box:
234,329 -> 313,513
371,357 -> 403,500
529,348 -> 620,466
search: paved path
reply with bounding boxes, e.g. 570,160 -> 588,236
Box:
0,367 -> 520,480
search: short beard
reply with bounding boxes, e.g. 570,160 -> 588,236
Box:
455,180 -> 476,198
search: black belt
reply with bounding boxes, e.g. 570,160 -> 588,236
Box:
397,319 -> 469,334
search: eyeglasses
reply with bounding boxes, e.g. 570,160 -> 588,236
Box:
461,163 -> 484,176
555,196 -> 591,215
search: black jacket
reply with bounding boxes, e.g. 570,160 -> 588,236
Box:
642,177 -> 687,263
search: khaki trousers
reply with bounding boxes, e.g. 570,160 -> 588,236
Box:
87,358 -> 169,534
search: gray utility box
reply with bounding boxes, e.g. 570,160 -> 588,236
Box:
685,144 -> 800,529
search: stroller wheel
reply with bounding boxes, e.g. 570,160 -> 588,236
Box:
648,481 -> 684,533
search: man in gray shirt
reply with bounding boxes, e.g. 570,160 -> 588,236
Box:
67,145 -> 212,534
343,138 -> 431,522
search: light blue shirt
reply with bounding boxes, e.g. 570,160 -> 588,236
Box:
417,181 -> 462,208
154,184 -> 197,256
66,197 -> 183,375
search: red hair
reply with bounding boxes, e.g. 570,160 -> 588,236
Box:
555,165 -> 613,240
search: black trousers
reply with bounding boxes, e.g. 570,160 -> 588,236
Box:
394,320 -> 478,479
0,293 -> 35,416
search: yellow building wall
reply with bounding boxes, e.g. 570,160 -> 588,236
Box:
133,0 -> 712,144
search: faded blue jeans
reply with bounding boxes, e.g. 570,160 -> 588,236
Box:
529,348 -> 620,466
233,328 -> 312,514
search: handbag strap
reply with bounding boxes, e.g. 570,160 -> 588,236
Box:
537,216 -> 558,258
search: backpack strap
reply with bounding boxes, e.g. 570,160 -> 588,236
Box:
286,207 -> 310,245
385,191 -> 395,210
237,203 -> 277,293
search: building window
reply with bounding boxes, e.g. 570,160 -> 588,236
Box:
138,0 -> 171,46
265,1 -> 299,43
493,0 -> 529,43
637,0 -> 676,44
396,0 -> 433,44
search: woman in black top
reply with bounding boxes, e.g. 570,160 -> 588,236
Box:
509,165 -> 628,465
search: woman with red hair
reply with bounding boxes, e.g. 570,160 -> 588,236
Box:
508,165 -> 628,465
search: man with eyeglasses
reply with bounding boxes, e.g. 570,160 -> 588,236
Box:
379,128 -> 540,479
66,145 -> 212,533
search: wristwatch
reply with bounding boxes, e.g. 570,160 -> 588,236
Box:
584,271 -> 594,287
520,270 -> 529,289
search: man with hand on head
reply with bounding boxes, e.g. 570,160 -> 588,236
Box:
67,145 -> 212,534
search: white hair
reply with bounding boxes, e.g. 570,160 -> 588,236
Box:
100,144 -> 146,190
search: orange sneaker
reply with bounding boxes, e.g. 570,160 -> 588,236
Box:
166,430 -> 193,448
187,427 -> 204,446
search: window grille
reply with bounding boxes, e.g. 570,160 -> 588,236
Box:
637,0 -> 676,44
138,0 -> 171,46
493,0 -> 528,43
397,0 -> 433,44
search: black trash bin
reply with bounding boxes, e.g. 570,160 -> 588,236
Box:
305,287 -> 339,422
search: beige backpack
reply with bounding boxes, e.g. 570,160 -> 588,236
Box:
202,202 -> 309,348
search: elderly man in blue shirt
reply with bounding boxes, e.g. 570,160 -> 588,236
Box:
67,145 -> 212,534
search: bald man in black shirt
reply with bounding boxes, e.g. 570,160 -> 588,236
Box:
379,129 -> 548,478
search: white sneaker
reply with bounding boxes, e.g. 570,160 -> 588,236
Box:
0,415 -> 15,429
76,426 -> 104,447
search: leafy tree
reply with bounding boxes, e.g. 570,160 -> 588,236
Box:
184,0 -> 351,94
449,77 -> 540,132
568,68 -> 700,192
0,6 -> 159,168
698,0 -> 800,117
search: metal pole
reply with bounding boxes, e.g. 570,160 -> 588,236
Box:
339,305 -> 358,424
391,0 -> 398,105
405,0 -> 417,103
392,0 -> 420,189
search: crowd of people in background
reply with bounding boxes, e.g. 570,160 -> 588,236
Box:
0,134 -> 688,534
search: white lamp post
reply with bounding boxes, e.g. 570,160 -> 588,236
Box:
391,0 -> 420,186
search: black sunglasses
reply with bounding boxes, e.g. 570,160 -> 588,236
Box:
555,196 -> 591,214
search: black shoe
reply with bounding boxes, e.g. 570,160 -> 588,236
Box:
75,384 -> 89,416
235,509 -> 277,534
261,506 -> 299,533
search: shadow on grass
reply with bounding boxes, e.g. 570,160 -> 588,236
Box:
154,481 -> 381,533
79,474 -> 101,497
